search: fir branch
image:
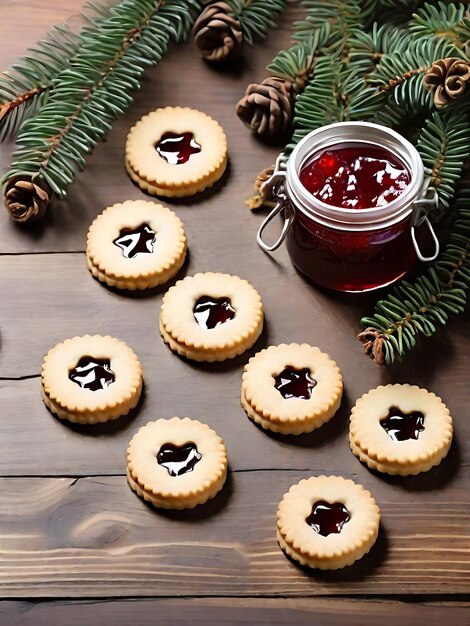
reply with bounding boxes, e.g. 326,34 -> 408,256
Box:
293,0 -> 364,43
266,26 -> 330,86
350,22 -> 410,65
417,105 -> 470,220
286,54 -> 379,151
285,0 -> 382,151
226,0 -> 287,45
366,34 -> 457,127
289,55 -> 343,142
411,1 -> 469,51
359,186 -> 470,364
368,35 -> 456,97
2,0 -> 201,219
0,26 -> 80,141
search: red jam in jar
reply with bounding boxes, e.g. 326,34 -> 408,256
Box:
257,123 -> 436,292
299,146 -> 411,210
286,207 -> 415,292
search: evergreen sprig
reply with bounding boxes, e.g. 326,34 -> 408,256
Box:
285,0 -> 384,151
367,34 -> 456,127
226,0 -> 287,45
2,0 -> 201,205
266,27 -> 330,86
0,26 -> 80,141
293,0 -> 363,42
417,105 -> 470,221
360,186 -> 470,364
287,54 -> 380,151
410,1 -> 469,48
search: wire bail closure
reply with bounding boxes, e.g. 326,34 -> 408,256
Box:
256,155 -> 295,253
411,185 -> 440,262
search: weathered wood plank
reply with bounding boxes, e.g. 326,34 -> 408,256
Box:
2,598 -> 469,626
0,1 -> 77,70
0,474 -> 468,598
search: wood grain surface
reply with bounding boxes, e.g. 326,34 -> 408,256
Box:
2,599 -> 469,626
0,474 -> 469,597
0,0 -> 469,623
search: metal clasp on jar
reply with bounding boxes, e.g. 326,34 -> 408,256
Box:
411,181 -> 439,262
256,155 -> 295,253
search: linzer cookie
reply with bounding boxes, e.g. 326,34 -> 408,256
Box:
241,343 -> 343,435
349,384 -> 453,476
41,335 -> 143,424
277,475 -> 380,570
125,107 -> 228,197
127,417 -> 228,509
160,272 -> 263,362
86,200 -> 187,290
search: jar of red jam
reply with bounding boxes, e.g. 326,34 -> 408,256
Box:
257,122 -> 439,292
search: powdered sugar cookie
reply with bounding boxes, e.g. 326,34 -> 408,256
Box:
125,107 -> 228,197
127,417 -> 228,509
277,475 -> 380,570
349,384 -> 453,476
86,200 -> 187,290
160,272 -> 264,362
241,343 -> 343,435
41,335 -> 143,424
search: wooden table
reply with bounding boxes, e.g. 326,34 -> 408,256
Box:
0,2 -> 468,624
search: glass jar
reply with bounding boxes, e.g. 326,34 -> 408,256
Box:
257,122 -> 439,292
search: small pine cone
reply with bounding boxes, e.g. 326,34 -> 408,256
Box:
423,57 -> 470,107
193,1 -> 243,63
3,174 -> 51,222
255,165 -> 275,192
357,327 -> 386,365
236,76 -> 296,138
247,165 -> 275,210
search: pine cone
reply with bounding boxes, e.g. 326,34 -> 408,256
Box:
357,327 -> 386,365
423,57 -> 470,107
193,1 -> 243,63
247,165 -> 275,210
3,174 -> 51,222
255,165 -> 275,192
236,76 -> 296,138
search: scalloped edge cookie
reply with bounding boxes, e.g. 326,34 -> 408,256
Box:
41,335 -> 143,424
348,432 -> 450,476
125,106 -> 228,197
349,384 -> 453,475
159,272 -> 264,362
241,344 -> 343,435
86,200 -> 187,290
277,475 -> 380,570
125,156 -> 228,198
127,417 -> 228,509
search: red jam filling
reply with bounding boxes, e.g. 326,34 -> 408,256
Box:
286,210 -> 415,292
68,356 -> 115,391
306,501 -> 350,536
156,131 -> 201,165
157,442 -> 202,477
380,406 -> 425,442
113,223 -> 156,259
193,296 -> 236,330
299,145 -> 411,209
274,366 -> 317,400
